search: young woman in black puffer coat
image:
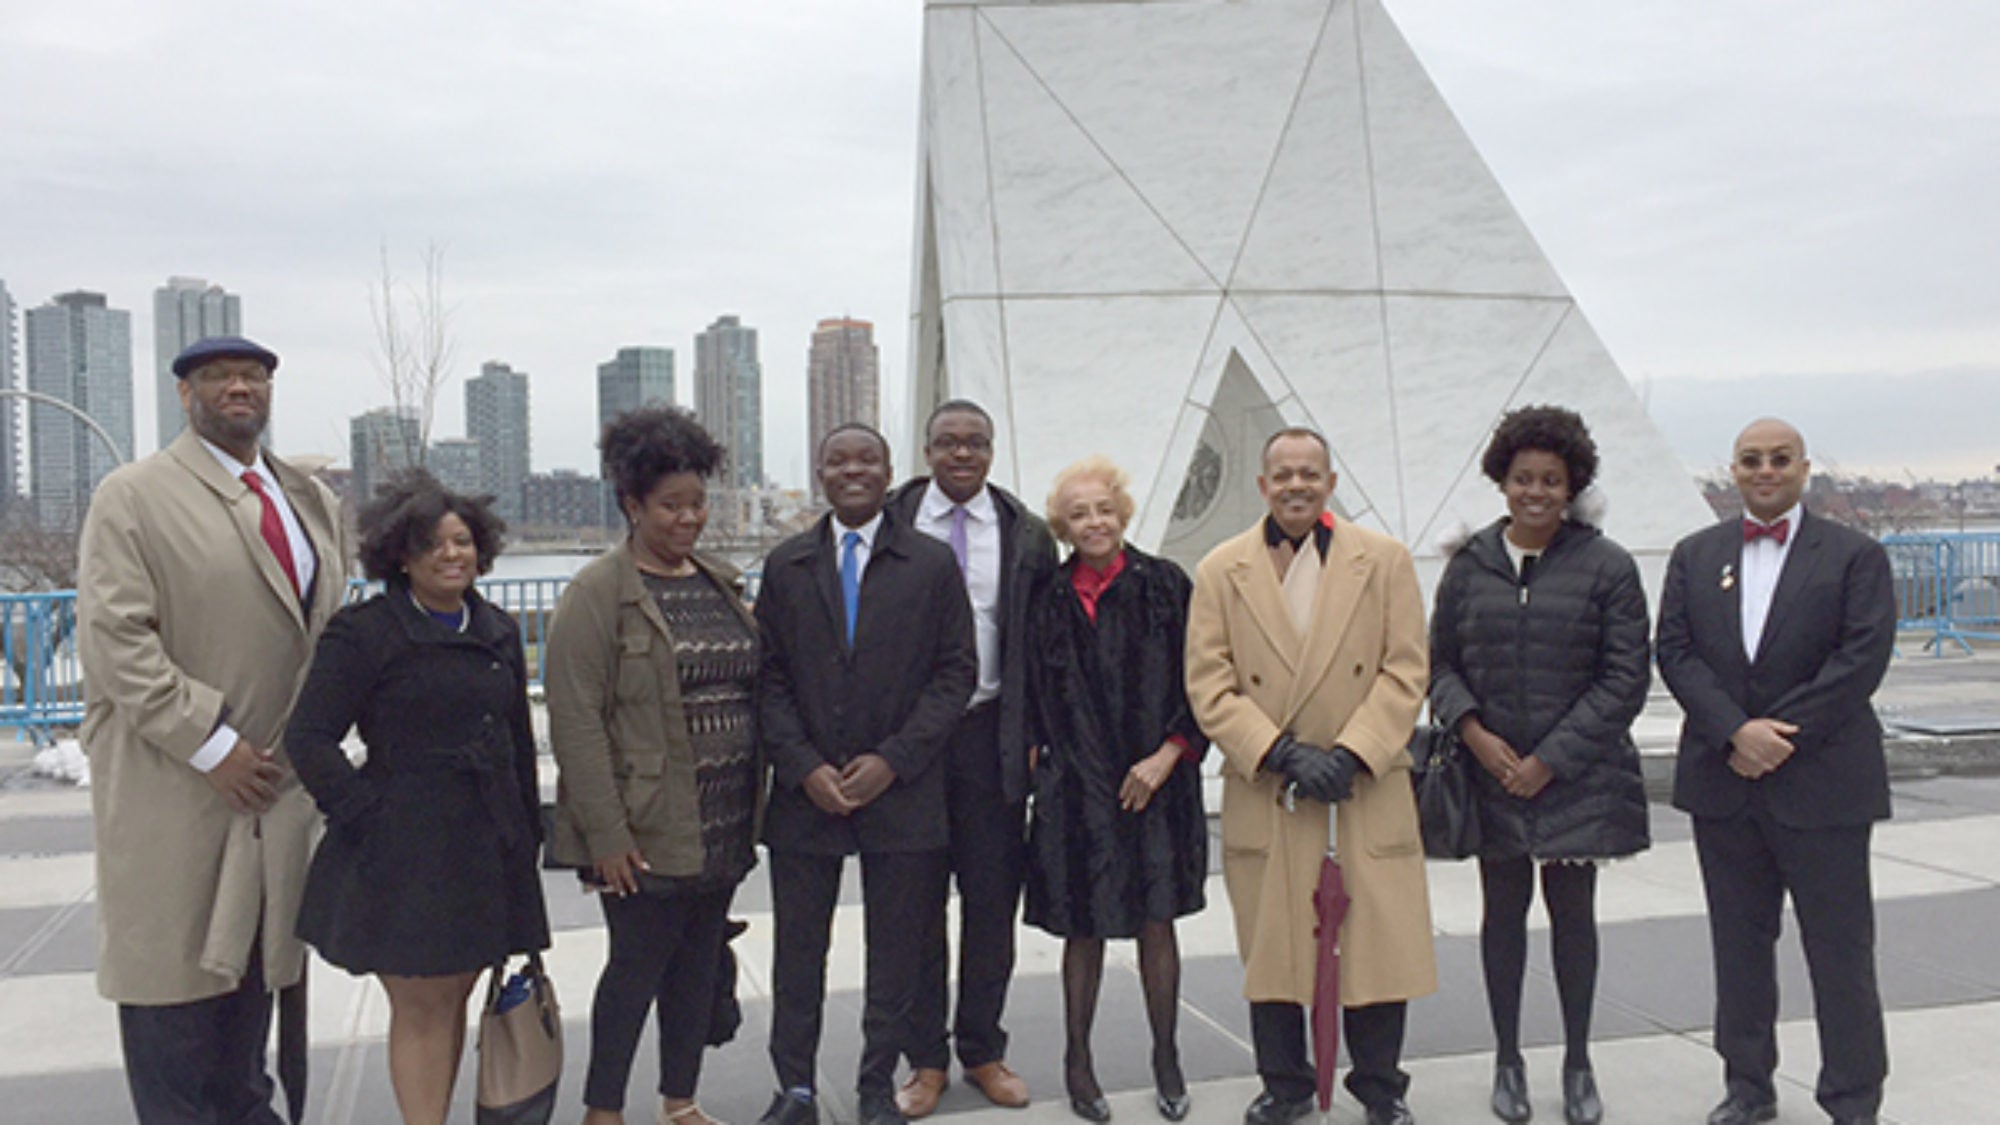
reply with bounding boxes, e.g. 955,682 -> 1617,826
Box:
1429,405 -> 1652,1125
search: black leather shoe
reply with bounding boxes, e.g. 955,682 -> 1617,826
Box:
1491,1061 -> 1530,1123
1704,1094 -> 1776,1125
1242,1091 -> 1315,1125
1155,1091 -> 1191,1121
1561,1068 -> 1600,1125
1365,1097 -> 1416,1125
858,1095 -> 907,1125
1830,1117 -> 1878,1125
758,1091 -> 818,1125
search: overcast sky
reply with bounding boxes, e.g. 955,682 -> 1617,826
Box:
3,0 -> 1995,490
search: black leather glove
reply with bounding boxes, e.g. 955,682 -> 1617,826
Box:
1317,746 -> 1362,803
1263,735 -> 1359,803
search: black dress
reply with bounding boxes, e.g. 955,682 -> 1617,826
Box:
1024,547 -> 1208,939
288,587 -> 551,976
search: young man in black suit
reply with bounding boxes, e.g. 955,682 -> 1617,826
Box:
887,400 -> 1057,1117
756,423 -> 978,1125
1657,417 -> 1897,1125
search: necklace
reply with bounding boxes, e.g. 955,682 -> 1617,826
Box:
410,590 -> 470,632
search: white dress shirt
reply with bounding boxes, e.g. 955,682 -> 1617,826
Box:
830,510 -> 884,574
915,481 -> 1002,706
1740,502 -> 1802,661
190,439 -> 320,772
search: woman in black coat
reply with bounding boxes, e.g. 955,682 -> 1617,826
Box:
1024,456 -> 1208,1124
1429,406 -> 1650,1125
287,471 -> 549,1125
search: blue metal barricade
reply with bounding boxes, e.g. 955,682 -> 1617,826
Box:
0,591 -> 84,746
1881,532 -> 2000,655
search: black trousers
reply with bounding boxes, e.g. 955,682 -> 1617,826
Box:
769,847 -> 949,1101
1251,999 -> 1408,1110
118,939 -> 284,1125
1693,798 -> 1885,1120
584,885 -> 733,1109
909,702 -> 1025,1070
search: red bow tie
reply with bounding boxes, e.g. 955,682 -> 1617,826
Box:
1742,518 -> 1790,546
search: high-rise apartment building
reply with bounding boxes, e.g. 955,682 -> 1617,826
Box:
695,315 -> 763,488
25,291 -> 133,526
466,360 -> 530,520
597,347 -> 674,431
806,317 -> 879,499
596,346 -> 674,525
427,437 -> 483,498
152,277 -> 242,451
0,281 -> 17,508
349,406 -> 421,509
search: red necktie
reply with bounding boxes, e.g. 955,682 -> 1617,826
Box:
1742,517 -> 1790,546
242,472 -> 301,597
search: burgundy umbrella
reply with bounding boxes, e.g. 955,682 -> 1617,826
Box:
1310,818 -> 1349,1111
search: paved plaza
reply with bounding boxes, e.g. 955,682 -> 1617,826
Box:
3,648 -> 1997,1124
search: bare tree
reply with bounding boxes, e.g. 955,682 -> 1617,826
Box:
368,241 -> 457,469
0,508 -> 80,592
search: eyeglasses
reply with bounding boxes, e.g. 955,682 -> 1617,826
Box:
928,434 -> 992,454
1736,451 -> 1796,471
193,366 -> 273,388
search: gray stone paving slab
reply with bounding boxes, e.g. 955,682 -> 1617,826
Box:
0,813 -> 96,856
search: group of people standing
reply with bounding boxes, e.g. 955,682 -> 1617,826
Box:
76,332 -> 1897,1125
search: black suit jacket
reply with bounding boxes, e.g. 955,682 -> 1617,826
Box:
888,478 -> 1059,805
1657,508 -> 1897,829
757,508 -> 978,854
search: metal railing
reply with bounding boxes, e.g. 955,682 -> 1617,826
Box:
1,592 -> 83,745
2,577 -> 578,745
1882,532 -> 2000,655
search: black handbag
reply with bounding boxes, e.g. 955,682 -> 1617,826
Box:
1410,723 -> 1481,860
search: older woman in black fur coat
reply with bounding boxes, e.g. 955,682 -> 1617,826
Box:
1429,406 -> 1651,1125
1023,456 -> 1208,1124
287,471 -> 549,1125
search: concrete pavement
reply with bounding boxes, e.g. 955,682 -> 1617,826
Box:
3,644 -> 1998,1124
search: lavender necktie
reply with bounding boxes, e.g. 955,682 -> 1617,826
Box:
949,504 -> 969,575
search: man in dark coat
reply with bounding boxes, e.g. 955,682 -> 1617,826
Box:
887,399 -> 1057,1117
756,423 -> 978,1125
1657,417 -> 1897,1125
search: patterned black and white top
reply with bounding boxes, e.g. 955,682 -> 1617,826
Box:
642,569 -> 760,890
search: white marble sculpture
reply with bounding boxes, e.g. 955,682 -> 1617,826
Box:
907,0 -> 1713,582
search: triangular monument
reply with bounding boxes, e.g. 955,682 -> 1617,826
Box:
907,0 -> 1712,579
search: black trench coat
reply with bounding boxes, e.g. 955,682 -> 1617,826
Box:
287,587 -> 550,976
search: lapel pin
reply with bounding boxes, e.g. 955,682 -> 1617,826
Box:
1719,563 -> 1735,591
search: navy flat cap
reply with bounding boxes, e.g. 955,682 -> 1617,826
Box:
172,335 -> 280,378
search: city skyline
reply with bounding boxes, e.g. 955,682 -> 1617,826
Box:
2,3 -> 1995,492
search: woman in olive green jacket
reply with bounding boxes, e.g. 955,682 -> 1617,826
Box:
545,407 -> 760,1125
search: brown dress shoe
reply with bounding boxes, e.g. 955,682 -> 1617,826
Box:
966,1061 -> 1031,1109
896,1069 -> 949,1119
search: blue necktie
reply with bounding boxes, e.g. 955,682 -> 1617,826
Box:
840,530 -> 862,645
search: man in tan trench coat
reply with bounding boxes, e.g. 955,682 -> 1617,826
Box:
1186,428 -> 1434,1125
77,335 -> 347,1123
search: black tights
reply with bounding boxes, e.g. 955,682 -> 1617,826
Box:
1062,921 -> 1184,1101
1479,856 -> 1599,1071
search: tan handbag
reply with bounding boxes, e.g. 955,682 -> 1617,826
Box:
476,952 -> 562,1124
